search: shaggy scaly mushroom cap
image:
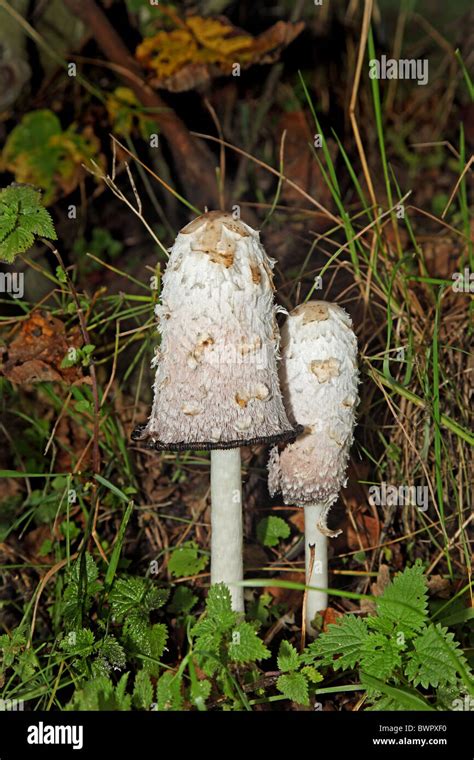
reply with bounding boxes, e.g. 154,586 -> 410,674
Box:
133,211 -> 297,450
268,301 -> 359,526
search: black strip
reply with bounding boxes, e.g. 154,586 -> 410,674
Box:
130,424 -> 303,451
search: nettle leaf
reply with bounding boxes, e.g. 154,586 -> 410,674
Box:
301,665 -> 323,684
168,586 -> 197,615
59,628 -> 95,657
133,670 -> 154,710
277,640 -> 300,673
256,516 -> 291,547
376,561 -> 428,633
62,553 -> 101,627
0,625 -> 28,671
302,614 -> 369,671
192,628 -> 222,677
109,577 -> 168,619
228,622 -> 271,664
404,623 -> 469,689
205,583 -> 238,631
157,671 -> 183,711
66,674 -> 131,711
168,541 -> 208,578
360,633 -> 402,680
277,672 -> 309,706
97,636 -> 127,673
0,184 -> 56,263
109,577 -> 147,618
190,678 -> 212,708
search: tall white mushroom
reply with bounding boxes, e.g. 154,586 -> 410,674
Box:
268,301 -> 359,635
133,211 -> 297,612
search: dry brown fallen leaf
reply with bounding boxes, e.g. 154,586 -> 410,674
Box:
1,311 -> 84,385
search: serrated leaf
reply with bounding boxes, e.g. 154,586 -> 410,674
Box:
405,623 -> 469,689
256,516 -> 291,547
361,672 -> 434,711
59,628 -> 95,656
377,561 -> 428,633
98,636 -> 126,672
360,633 -> 402,680
277,672 -> 309,706
192,629 -> 222,677
144,586 -> 169,612
0,184 -> 56,262
168,541 -> 208,578
0,226 -> 34,263
191,678 -> 211,707
109,577 -> 147,618
228,622 -> 270,663
62,553 -> 101,627
277,640 -> 300,673
204,583 -> 238,631
133,670 -> 154,710
157,671 -> 183,711
301,665 -> 323,684
66,674 -> 131,711
302,614 -> 369,670
168,586 -> 197,614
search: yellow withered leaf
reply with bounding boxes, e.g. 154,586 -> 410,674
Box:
135,15 -> 304,92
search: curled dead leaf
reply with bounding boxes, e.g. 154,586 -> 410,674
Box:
1,311 -> 84,385
136,15 -> 304,92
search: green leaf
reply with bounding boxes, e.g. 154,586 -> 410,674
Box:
301,665 -> 323,684
360,633 -> 402,680
361,672 -> 435,711
405,623 -> 469,689
168,542 -> 208,578
204,583 -> 237,631
62,553 -> 101,628
97,636 -> 126,673
109,577 -> 148,618
168,586 -> 197,614
190,678 -> 211,708
302,614 -> 369,670
277,672 -> 309,706
66,674 -> 132,711
0,184 -> 56,263
133,670 -> 154,710
59,628 -> 95,657
228,622 -> 270,664
2,110 -> 100,204
277,640 -> 300,673
157,671 -> 183,711
377,561 -> 428,633
256,516 -> 291,547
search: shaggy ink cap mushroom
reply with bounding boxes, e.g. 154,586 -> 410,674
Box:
268,300 -> 359,531
133,211 -> 298,451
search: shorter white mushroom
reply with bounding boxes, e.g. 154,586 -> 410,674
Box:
268,301 -> 359,635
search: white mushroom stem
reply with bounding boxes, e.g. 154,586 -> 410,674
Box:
304,504 -> 328,635
210,449 -> 244,612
